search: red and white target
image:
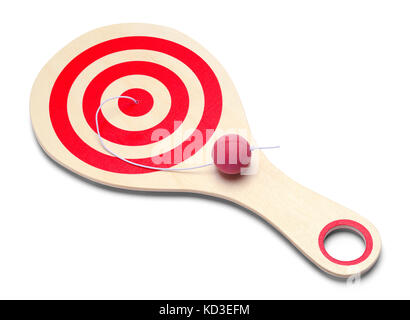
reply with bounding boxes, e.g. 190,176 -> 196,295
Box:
47,35 -> 222,174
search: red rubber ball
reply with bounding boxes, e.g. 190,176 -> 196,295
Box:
212,134 -> 251,174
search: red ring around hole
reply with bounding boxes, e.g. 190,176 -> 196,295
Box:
318,219 -> 373,266
118,88 -> 153,117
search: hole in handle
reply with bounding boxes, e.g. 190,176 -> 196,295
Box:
318,219 -> 373,266
324,229 -> 365,261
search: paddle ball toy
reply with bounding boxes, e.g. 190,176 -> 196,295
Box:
30,24 -> 381,278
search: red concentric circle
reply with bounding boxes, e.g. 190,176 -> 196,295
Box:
118,88 -> 153,117
49,36 -> 223,173
318,219 -> 373,266
83,61 -> 189,146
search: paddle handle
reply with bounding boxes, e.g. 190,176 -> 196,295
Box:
220,154 -> 381,278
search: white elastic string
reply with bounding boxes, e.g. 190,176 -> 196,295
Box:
95,96 -> 213,171
95,96 -> 279,171
250,146 -> 281,151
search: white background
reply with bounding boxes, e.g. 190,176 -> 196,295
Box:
1,0 -> 409,299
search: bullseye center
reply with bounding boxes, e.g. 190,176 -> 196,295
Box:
118,88 -> 153,117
